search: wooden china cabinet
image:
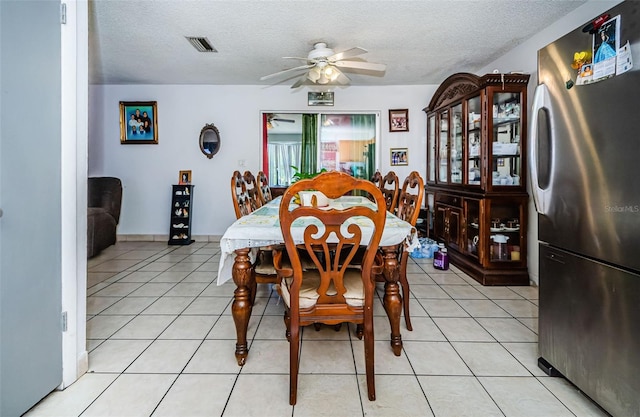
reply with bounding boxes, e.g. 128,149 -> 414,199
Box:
424,72 -> 530,285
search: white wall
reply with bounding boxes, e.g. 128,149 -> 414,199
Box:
89,84 -> 436,237
480,0 -> 623,284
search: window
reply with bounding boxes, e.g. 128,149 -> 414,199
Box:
263,112 -> 379,186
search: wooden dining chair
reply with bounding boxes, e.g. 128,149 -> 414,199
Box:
231,170 -> 253,219
381,171 -> 399,213
370,171 -> 383,189
230,170 -> 278,287
243,170 -> 264,211
274,171 -> 386,405
256,171 -> 273,205
395,171 -> 425,331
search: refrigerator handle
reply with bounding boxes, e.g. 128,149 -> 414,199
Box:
529,83 -> 554,215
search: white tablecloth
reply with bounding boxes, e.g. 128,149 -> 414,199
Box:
217,196 -> 417,285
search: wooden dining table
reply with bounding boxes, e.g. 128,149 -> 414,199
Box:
217,195 -> 417,366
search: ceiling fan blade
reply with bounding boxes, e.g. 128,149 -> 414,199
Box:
328,47 -> 367,62
334,69 -> 351,85
260,64 -> 314,81
290,75 -> 308,89
333,60 -> 386,72
273,118 -> 295,123
282,56 -> 311,61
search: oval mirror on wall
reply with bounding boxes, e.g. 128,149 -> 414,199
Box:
200,123 -> 221,158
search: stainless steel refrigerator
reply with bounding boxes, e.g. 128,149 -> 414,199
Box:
531,2 -> 640,416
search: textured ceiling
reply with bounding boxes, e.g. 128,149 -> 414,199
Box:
89,0 -> 587,87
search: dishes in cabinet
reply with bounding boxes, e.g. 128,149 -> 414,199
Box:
490,226 -> 520,232
468,112 -> 481,128
492,142 -> 519,155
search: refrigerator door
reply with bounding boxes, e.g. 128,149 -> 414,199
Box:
532,0 -> 640,272
539,244 -> 640,417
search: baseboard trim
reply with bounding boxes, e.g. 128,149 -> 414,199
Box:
117,234 -> 221,243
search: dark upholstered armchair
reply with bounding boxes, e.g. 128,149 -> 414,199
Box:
87,177 -> 122,258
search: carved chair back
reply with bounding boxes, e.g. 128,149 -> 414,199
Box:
243,171 -> 263,212
256,171 -> 273,205
276,171 -> 386,405
231,170 -> 253,219
381,171 -> 399,213
396,171 -> 425,227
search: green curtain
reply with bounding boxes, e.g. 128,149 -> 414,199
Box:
366,143 -> 376,180
351,114 -> 376,180
300,114 -> 318,174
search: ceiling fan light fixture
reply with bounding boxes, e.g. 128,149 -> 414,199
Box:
308,67 -> 321,82
324,67 -> 340,82
261,41 -> 385,88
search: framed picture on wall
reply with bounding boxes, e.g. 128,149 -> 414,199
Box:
308,91 -> 334,106
120,101 -> 158,144
389,109 -> 409,132
390,148 -> 408,166
179,170 -> 192,185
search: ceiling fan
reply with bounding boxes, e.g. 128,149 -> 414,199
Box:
265,113 -> 295,129
260,42 -> 386,89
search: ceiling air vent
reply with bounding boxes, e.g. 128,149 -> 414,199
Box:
186,36 -> 218,53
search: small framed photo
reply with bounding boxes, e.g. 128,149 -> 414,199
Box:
179,170 -> 192,185
120,101 -> 158,144
389,109 -> 409,132
390,148 -> 408,166
308,91 -> 334,106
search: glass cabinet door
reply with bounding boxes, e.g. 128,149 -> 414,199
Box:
466,96 -> 481,186
450,104 -> 463,184
427,115 -> 436,183
487,200 -> 523,263
438,110 -> 449,183
491,91 -> 522,188
465,199 -> 480,258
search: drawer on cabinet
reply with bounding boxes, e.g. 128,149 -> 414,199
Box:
435,193 -> 462,208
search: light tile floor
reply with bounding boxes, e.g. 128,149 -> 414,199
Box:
25,241 -> 610,417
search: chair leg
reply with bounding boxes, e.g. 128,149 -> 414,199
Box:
289,326 -> 300,405
399,272 -> 413,331
284,309 -> 291,342
355,324 -> 364,340
364,318 -> 376,401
